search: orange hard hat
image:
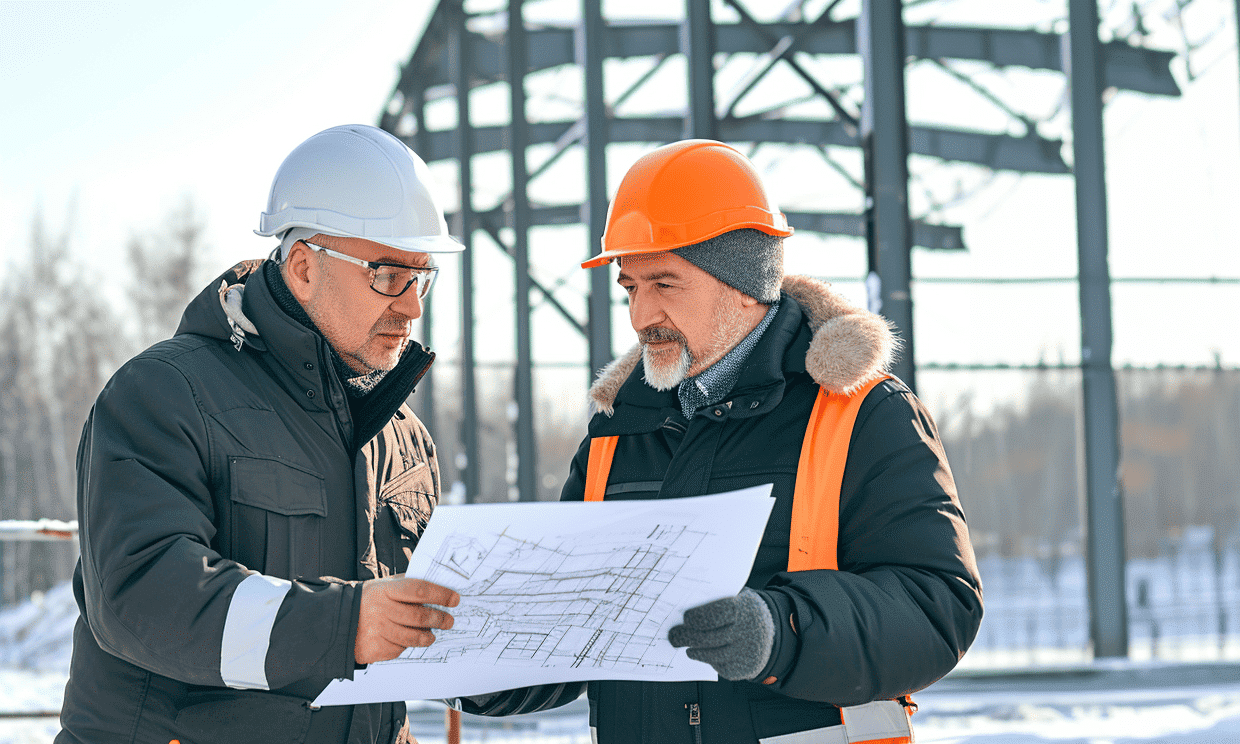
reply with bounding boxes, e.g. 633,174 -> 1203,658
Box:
582,139 -> 794,269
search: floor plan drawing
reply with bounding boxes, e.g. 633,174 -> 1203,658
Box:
397,523 -> 709,672
313,486 -> 775,705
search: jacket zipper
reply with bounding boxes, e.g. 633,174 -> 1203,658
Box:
686,703 -> 702,744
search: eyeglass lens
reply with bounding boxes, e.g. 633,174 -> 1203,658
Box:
371,265 -> 436,298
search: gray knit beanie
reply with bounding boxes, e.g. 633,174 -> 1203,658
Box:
670,228 -> 784,303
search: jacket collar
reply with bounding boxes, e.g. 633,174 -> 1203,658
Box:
174,260 -> 434,443
588,275 -> 898,422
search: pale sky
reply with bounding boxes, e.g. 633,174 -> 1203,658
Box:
0,1 -> 436,274
2,0 -> 1238,422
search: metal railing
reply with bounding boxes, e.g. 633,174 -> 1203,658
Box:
0,520 -> 77,542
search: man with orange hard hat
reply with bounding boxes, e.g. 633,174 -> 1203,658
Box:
461,140 -> 983,744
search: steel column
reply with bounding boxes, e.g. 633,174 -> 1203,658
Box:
1068,0 -> 1128,659
859,0 -> 916,391
411,84 -> 437,444
579,0 -> 613,376
509,0 -> 538,502
682,0 -> 716,139
452,5 -> 481,503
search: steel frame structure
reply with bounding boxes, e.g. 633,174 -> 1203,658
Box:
379,0 -> 1183,658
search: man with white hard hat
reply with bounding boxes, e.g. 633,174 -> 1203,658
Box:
58,125 -> 461,744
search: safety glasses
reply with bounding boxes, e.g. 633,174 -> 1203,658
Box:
302,241 -> 439,299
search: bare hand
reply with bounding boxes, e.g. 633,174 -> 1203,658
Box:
355,575 -> 460,665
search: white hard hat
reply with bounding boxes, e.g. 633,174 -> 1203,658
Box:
256,124 -> 463,255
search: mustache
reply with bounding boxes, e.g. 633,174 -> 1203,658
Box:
373,314 -> 414,336
637,326 -> 686,346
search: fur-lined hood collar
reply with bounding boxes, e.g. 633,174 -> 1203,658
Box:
588,275 -> 898,416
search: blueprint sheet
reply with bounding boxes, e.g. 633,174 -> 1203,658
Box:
313,484 -> 775,706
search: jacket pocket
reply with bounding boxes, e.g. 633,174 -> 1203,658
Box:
229,456 -> 326,579
377,462 -> 436,574
175,688 -> 312,744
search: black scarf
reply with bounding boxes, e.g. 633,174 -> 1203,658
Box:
264,260 -> 388,397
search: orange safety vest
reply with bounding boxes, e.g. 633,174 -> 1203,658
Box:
583,375 -> 888,570
582,374 -> 915,744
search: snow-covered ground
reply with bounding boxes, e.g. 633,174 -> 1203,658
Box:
4,582 -> 1240,743
5,666 -> 1238,743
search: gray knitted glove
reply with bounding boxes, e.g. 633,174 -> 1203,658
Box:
667,587 -> 774,681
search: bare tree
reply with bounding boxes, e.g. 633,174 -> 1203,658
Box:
127,198 -> 208,348
0,210 -> 129,605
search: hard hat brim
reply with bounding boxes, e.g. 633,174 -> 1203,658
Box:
255,224 -> 465,254
582,219 -> 793,269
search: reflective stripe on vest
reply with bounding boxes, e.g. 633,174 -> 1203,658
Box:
582,375 -> 889,571
756,700 -> 913,744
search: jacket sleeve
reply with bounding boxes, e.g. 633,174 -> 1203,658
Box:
762,385 -> 983,705
76,355 -> 359,695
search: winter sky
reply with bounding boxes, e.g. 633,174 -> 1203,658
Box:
1,0 -> 1238,420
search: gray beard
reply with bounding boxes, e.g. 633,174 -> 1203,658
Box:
642,342 -> 693,391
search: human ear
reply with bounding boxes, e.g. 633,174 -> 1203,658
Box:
282,243 -> 316,304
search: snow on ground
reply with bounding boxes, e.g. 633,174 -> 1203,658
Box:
0,584 -> 75,675
908,667 -> 1240,743
4,585 -> 1240,743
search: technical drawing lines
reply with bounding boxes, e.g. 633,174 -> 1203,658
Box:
391,522 -> 711,672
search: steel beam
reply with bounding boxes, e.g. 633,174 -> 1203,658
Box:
451,6 -> 481,503
682,0 -> 717,139
579,0 -> 613,377
786,211 -> 964,251
1068,0 -> 1129,659
408,21 -> 1179,98
455,211 -> 588,335
454,205 -> 963,252
860,0 -> 916,392
509,0 -> 538,503
410,116 -> 1068,173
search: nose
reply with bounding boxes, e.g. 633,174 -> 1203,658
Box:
628,285 -> 665,331
389,286 -> 424,321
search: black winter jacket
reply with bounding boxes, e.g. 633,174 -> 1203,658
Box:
58,260 -> 439,744
468,276 -> 983,743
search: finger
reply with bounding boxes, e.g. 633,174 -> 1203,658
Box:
389,605 -> 455,631
669,625 -> 730,650
357,636 -> 410,665
681,596 -> 739,629
685,646 -> 729,666
668,624 -> 689,648
384,626 -> 437,649
390,578 -> 461,608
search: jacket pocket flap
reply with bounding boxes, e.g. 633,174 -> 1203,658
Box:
230,456 -> 326,516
